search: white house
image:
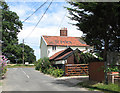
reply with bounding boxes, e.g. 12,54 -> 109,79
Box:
40,28 -> 93,58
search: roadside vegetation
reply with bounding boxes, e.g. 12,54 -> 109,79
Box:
35,57 -> 64,77
0,55 -> 7,78
77,80 -> 120,93
7,64 -> 35,68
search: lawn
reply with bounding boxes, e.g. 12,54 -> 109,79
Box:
77,80 -> 120,93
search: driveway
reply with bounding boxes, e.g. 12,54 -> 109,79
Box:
2,68 -> 103,92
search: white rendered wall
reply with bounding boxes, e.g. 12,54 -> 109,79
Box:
40,38 -> 48,58
47,46 -> 88,58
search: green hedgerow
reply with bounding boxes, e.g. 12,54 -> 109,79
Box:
35,57 -> 64,77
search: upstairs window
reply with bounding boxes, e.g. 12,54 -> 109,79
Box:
52,46 -> 56,50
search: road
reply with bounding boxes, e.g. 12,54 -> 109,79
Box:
2,68 -> 103,92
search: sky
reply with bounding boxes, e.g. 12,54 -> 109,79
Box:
6,0 -> 83,60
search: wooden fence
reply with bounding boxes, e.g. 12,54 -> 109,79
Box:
65,64 -> 89,76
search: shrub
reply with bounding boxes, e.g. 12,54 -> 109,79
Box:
47,67 -> 55,75
35,57 -> 51,71
106,66 -> 119,72
80,52 -> 103,63
52,68 -> 64,77
35,59 -> 42,70
35,57 -> 64,77
0,55 -> 7,76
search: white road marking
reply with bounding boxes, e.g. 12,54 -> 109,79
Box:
21,69 -> 30,79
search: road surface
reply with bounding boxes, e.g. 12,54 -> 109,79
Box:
2,68 -> 103,92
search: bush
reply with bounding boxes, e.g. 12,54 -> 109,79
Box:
0,55 -> 7,76
52,68 -> 64,77
47,68 -> 55,75
35,57 -> 64,77
106,66 -> 119,72
80,52 -> 103,63
3,66 -> 7,74
35,57 -> 51,71
35,59 -> 42,70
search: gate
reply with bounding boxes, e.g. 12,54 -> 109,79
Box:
65,64 -> 89,76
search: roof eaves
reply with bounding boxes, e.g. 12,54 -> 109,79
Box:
62,51 -> 74,60
50,47 -> 73,61
42,35 -> 48,46
47,45 -> 89,47
58,48 -> 82,60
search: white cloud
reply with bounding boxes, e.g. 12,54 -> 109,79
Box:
8,3 -> 35,20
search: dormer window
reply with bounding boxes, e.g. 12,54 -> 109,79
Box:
52,46 -> 56,50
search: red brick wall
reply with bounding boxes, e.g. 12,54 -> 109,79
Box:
67,54 -> 74,64
89,62 -> 105,82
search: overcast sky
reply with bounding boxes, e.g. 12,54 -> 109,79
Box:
6,0 -> 83,60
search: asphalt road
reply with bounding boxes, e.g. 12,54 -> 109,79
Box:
2,68 -> 103,92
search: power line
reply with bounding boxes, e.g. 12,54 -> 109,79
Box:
22,0 -> 49,23
24,0 -> 53,39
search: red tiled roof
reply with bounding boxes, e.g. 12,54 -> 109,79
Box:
49,49 -> 66,60
49,47 -> 73,60
55,51 -> 73,61
42,35 -> 89,47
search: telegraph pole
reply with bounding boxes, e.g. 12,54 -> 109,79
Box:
23,39 -> 24,64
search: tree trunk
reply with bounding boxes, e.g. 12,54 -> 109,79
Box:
103,38 -> 109,61
104,38 -> 109,84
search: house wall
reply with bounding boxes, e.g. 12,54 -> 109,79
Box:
55,60 -> 67,64
47,46 -> 67,57
67,54 -> 74,64
40,37 -> 48,58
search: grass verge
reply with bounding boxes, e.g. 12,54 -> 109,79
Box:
77,80 -> 120,93
7,64 -> 35,68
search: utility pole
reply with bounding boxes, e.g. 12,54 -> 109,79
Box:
22,39 -> 24,64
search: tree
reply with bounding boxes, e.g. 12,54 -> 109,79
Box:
0,2 -> 36,64
18,44 -> 36,64
0,1 -> 23,63
67,2 -> 120,60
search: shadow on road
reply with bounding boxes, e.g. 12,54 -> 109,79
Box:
50,78 -> 103,93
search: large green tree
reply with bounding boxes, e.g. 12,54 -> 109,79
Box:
1,1 -> 23,63
0,2 -> 36,63
18,44 -> 36,64
67,2 -> 120,60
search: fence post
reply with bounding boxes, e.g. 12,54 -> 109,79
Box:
65,63 -> 68,76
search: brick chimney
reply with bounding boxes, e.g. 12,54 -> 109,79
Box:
60,27 -> 67,36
